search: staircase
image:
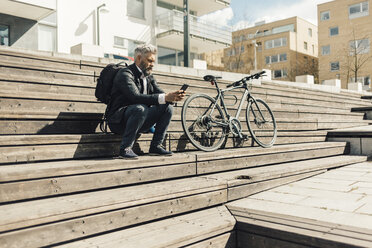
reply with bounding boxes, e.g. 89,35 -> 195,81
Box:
0,47 -> 371,247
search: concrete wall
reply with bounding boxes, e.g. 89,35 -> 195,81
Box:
0,13 -> 38,50
56,0 -> 154,55
318,0 -> 372,90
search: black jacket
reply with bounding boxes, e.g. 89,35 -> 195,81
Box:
107,63 -> 164,124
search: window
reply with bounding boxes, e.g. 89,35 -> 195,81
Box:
350,76 -> 370,85
312,45 -> 315,54
279,53 -> 287,61
329,27 -> 338,36
241,45 -> 245,52
349,38 -> 370,55
321,45 -> 330,55
308,28 -> 312,37
265,53 -> 287,64
271,55 -> 278,63
330,61 -> 340,71
273,69 -> 287,78
304,42 -> 308,50
265,37 -> 287,49
349,1 -> 369,19
0,24 -> 9,46
320,11 -> 330,21
272,24 -> 295,34
127,0 -> 144,19
114,36 -> 126,48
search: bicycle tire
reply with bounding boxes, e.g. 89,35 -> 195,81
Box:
246,98 -> 277,148
181,93 -> 227,152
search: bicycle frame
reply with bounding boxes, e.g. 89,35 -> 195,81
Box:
209,80 -> 246,121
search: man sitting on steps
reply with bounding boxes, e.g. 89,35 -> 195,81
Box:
107,44 -> 186,159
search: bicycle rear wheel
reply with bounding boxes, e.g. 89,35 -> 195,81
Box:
181,93 -> 226,151
246,98 -> 277,148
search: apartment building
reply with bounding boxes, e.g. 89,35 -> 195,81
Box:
318,0 -> 372,91
223,17 -> 318,82
0,0 -> 231,67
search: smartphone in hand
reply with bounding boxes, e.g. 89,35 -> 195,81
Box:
180,84 -> 189,92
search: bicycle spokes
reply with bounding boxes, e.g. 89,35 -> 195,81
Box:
246,98 -> 277,148
181,94 -> 227,151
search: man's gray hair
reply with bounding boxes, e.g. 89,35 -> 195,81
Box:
134,44 -> 157,59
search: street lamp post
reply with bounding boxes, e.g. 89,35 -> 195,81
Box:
252,39 -> 257,71
96,3 -> 109,46
183,0 -> 190,67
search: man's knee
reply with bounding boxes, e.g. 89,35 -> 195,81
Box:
165,104 -> 173,115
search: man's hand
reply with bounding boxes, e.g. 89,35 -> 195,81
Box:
165,90 -> 186,102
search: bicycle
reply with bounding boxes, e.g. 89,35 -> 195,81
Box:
181,71 -> 277,152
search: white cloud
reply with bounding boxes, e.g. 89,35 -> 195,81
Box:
199,7 -> 233,27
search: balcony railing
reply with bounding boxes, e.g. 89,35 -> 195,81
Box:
156,10 -> 232,45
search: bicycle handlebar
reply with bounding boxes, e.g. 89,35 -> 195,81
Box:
226,71 -> 266,88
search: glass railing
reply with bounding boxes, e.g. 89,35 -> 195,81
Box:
156,10 -> 232,45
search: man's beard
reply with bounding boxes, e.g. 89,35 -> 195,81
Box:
139,61 -> 152,76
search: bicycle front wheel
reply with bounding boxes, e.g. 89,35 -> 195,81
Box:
181,93 -> 227,152
246,98 -> 277,148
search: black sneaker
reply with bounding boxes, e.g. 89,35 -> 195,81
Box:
119,147 -> 139,159
149,145 -> 173,156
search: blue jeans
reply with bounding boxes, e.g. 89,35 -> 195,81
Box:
109,104 -> 173,150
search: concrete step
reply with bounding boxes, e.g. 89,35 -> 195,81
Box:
56,206 -> 236,248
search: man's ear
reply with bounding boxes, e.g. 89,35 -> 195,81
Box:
135,54 -> 141,64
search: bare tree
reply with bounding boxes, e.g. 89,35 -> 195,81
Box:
287,53 -> 319,83
223,29 -> 251,73
340,29 -> 372,84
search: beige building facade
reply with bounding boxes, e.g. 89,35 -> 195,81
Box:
318,0 -> 372,90
223,17 -> 318,82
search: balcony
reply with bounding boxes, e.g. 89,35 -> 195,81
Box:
156,10 -> 232,53
159,0 -> 230,16
0,0 -> 56,20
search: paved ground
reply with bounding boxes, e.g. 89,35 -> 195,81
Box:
229,160 -> 372,230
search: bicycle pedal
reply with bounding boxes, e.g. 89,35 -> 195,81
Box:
242,134 -> 249,141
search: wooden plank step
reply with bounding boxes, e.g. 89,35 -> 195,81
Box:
0,131 -> 328,164
196,142 -> 348,174
0,117 -> 321,135
0,131 -> 327,146
55,206 -> 235,248
0,153 -> 196,202
0,60 -> 94,77
0,64 -> 94,82
0,143 -> 348,201
202,155 -> 367,201
0,177 -> 227,247
228,202 -> 372,248
0,72 -> 95,88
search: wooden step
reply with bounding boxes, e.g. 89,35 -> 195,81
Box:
227,161 -> 372,247
203,155 -> 367,201
0,177 -> 227,248
56,206 -> 236,248
0,142 -> 348,201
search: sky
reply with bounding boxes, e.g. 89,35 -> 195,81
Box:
201,0 -> 333,30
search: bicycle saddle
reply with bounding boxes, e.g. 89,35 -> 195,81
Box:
203,75 -> 222,82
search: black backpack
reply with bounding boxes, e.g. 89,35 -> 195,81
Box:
95,61 -> 128,132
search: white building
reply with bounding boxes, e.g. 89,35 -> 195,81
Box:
0,0 -> 231,67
